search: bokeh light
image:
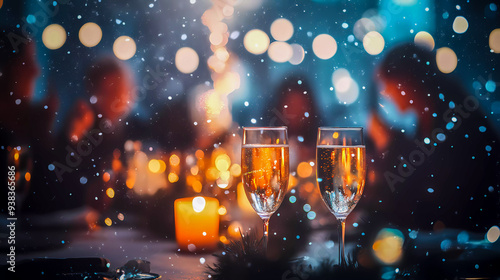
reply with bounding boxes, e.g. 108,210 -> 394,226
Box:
353,18 -> 376,41
0,0 -> 3,9
289,43 -> 305,65
489,29 -> 500,53
168,172 -> 179,183
436,47 -> 458,74
332,68 -> 359,104
113,36 -> 136,60
486,226 -> 500,243
175,47 -> 200,74
192,196 -> 206,213
106,188 -> 115,198
270,18 -> 294,41
148,159 -> 161,173
363,31 -> 385,55
244,29 -> 270,55
79,22 -> 102,47
170,154 -> 181,166
452,16 -> 469,34
312,34 -> 337,60
268,41 -> 293,63
297,162 -> 313,178
414,31 -> 435,51
42,24 -> 67,50
104,218 -> 112,227
372,228 -> 404,265
215,154 -> 231,171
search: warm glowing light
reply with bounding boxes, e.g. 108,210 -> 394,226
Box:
14,152 -> 19,161
117,213 -> 125,221
452,16 -> 469,34
237,182 -> 255,213
175,47 -> 200,74
170,154 -> 181,166
215,154 -> 231,171
297,162 -> 313,178
214,72 -> 240,95
312,34 -> 337,59
230,164 -> 241,176
192,180 -> 203,193
42,24 -> 67,50
191,166 -> 199,176
104,218 -> 112,227
175,197 -> 219,251
113,36 -> 136,60
289,44 -> 305,65
158,159 -> 167,173
103,172 -> 111,182
148,159 -> 161,173
168,172 -> 179,183
270,18 -> 294,41
218,205 -> 227,215
372,228 -> 404,265
228,221 -> 243,239
79,22 -> 102,47
436,47 -> 458,74
106,188 -> 115,198
268,41 -> 293,63
363,31 -> 385,55
0,0 -> 3,9
244,29 -> 270,55
214,48 -> 230,62
220,235 -> 229,244
196,150 -> 205,159
206,167 -> 219,181
414,31 -> 435,51
209,32 -> 224,45
219,170 -> 231,181
487,226 -> 500,243
489,29 -> 500,53
24,172 -> 31,182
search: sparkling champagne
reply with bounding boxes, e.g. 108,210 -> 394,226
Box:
316,145 -> 366,218
242,145 -> 289,217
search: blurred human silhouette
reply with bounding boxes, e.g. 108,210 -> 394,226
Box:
363,43 -> 500,232
0,30 -> 58,215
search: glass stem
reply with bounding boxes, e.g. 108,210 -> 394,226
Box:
338,219 -> 346,267
262,217 -> 270,255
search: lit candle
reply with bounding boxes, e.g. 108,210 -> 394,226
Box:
174,196 -> 219,252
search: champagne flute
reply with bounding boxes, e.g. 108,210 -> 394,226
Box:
316,127 -> 366,267
242,127 -> 289,253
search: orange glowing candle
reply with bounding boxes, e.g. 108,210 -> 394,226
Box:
174,196 -> 219,252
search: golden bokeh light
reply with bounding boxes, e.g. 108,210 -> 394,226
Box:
372,228 -> 404,265
175,47 -> 200,74
270,18 -> 294,41
312,34 -> 337,60
268,41 -> 293,63
113,36 -> 136,60
104,217 -> 112,227
414,31 -> 435,51
192,180 -> 203,193
452,16 -> 469,34
230,164 -> 241,176
158,159 -> 167,173
289,43 -> 305,65
219,170 -> 231,181
436,47 -> 458,74
215,154 -> 231,171
487,226 -> 500,243
42,24 -> 67,50
489,29 -> 500,53
106,188 -> 115,198
228,221 -> 243,239
0,0 -> 3,9
363,31 -> 385,55
25,172 -> 31,182
297,162 -> 313,178
196,150 -> 205,159
168,172 -> 179,183
148,159 -> 161,173
170,154 -> 181,166
218,205 -> 227,215
243,29 -> 270,55
79,22 -> 102,47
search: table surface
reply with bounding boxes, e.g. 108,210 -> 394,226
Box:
15,228 -> 216,280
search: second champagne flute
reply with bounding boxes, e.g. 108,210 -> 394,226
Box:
241,127 -> 289,253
